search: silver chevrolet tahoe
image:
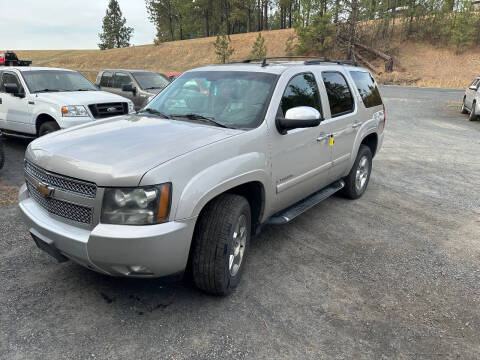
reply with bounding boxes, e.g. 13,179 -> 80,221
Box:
19,59 -> 385,295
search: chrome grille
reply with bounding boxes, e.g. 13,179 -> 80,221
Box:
26,181 -> 93,224
25,161 -> 96,198
88,102 -> 128,119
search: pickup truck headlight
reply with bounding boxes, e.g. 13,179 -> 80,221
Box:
61,105 -> 89,117
101,183 -> 171,225
128,102 -> 135,113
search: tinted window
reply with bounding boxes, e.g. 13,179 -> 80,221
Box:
350,71 -> 383,108
279,73 -> 321,117
1,72 -> 24,93
100,72 -> 113,87
114,73 -> 132,89
322,72 -> 354,117
132,72 -> 170,90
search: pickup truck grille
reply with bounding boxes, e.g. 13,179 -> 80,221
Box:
89,102 -> 128,119
25,161 -> 97,198
26,182 -> 93,224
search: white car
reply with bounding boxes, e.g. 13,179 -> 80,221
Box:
0,66 -> 135,136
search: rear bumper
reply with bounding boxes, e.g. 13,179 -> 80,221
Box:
19,184 -> 196,277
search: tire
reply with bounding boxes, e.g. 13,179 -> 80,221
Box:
0,137 -> 4,170
461,97 -> 468,114
38,121 -> 60,137
192,194 -> 251,295
469,102 -> 478,121
340,145 -> 373,200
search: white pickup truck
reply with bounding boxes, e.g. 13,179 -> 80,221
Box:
0,66 -> 135,136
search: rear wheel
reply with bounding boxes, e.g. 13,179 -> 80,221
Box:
461,97 -> 468,114
192,194 -> 251,295
469,102 -> 479,121
38,121 -> 60,137
340,145 -> 373,199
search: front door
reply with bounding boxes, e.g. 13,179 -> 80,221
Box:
319,71 -> 357,181
0,71 -> 32,133
270,72 -> 333,213
114,72 -> 140,107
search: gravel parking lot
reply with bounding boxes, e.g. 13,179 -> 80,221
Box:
1,86 -> 479,359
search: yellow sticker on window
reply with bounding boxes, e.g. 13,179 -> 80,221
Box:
329,136 -> 335,147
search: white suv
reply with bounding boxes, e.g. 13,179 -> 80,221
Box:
0,66 -> 135,136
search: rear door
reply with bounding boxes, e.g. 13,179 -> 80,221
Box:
98,71 -> 114,93
319,70 -> 357,181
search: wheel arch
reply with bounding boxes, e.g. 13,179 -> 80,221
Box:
35,113 -> 58,136
360,132 -> 378,158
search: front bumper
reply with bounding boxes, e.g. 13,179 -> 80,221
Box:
19,184 -> 196,277
58,116 -> 94,129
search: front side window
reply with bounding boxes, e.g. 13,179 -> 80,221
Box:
132,72 -> 170,90
100,72 -> 113,87
114,73 -> 132,89
143,71 -> 278,129
22,70 -> 97,93
322,72 -> 354,117
350,71 -> 383,108
0,73 -> 24,93
279,73 -> 321,117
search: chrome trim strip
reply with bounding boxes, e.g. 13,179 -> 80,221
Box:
276,162 -> 332,194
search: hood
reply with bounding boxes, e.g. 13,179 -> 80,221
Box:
145,88 -> 163,96
35,90 -> 131,106
26,115 -> 241,186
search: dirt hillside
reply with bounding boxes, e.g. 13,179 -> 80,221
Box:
12,29 -> 479,89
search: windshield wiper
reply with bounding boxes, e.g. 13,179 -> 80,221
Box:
170,114 -> 229,128
74,89 -> 95,91
138,108 -> 170,119
144,86 -> 162,90
35,88 -> 61,93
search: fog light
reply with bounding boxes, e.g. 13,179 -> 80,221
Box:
128,265 -> 153,275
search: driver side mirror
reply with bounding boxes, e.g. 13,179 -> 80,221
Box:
122,83 -> 136,95
469,85 -> 478,91
4,83 -> 25,98
276,106 -> 321,135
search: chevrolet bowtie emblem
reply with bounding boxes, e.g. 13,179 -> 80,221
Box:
37,182 -> 54,198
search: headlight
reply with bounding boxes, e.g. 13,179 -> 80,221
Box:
101,183 -> 171,225
61,105 -> 89,117
128,102 -> 135,113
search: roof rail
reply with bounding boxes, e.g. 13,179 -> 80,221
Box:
0,51 -> 32,67
230,56 -> 359,67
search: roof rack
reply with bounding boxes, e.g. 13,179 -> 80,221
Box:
0,51 -> 32,67
230,56 -> 359,67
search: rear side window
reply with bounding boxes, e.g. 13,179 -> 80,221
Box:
350,71 -> 383,108
322,72 -> 354,117
100,72 -> 113,87
279,73 -> 321,117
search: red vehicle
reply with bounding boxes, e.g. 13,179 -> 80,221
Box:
0,51 -> 31,66
166,72 -> 181,81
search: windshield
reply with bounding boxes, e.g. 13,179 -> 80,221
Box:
22,70 -> 98,93
132,72 -> 170,90
143,71 -> 278,129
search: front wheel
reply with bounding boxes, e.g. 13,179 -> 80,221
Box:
192,194 -> 251,295
461,97 -> 468,114
38,121 -> 60,137
340,145 -> 373,199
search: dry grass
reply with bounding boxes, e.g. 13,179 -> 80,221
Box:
11,29 -> 479,88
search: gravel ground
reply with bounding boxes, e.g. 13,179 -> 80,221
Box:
0,86 -> 479,359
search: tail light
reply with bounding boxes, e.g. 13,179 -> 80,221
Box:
382,103 -> 386,130
0,53 -> 5,65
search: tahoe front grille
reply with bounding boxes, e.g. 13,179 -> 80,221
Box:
89,102 -> 128,119
25,160 -> 97,198
26,181 -> 93,224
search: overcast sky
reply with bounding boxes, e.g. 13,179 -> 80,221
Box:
0,0 -> 156,50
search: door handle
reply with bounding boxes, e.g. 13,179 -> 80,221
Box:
352,122 -> 362,129
317,134 -> 330,142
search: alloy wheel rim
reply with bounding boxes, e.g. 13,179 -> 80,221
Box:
355,156 -> 369,193
229,214 -> 247,277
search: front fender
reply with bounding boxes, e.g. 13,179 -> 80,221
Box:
175,152 -> 272,221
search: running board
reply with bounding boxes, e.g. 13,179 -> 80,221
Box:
266,180 -> 345,225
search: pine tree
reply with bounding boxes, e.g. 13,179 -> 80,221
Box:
250,32 -> 267,59
98,0 -> 134,50
214,24 -> 235,63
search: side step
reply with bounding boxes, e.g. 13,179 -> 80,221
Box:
266,180 -> 345,225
